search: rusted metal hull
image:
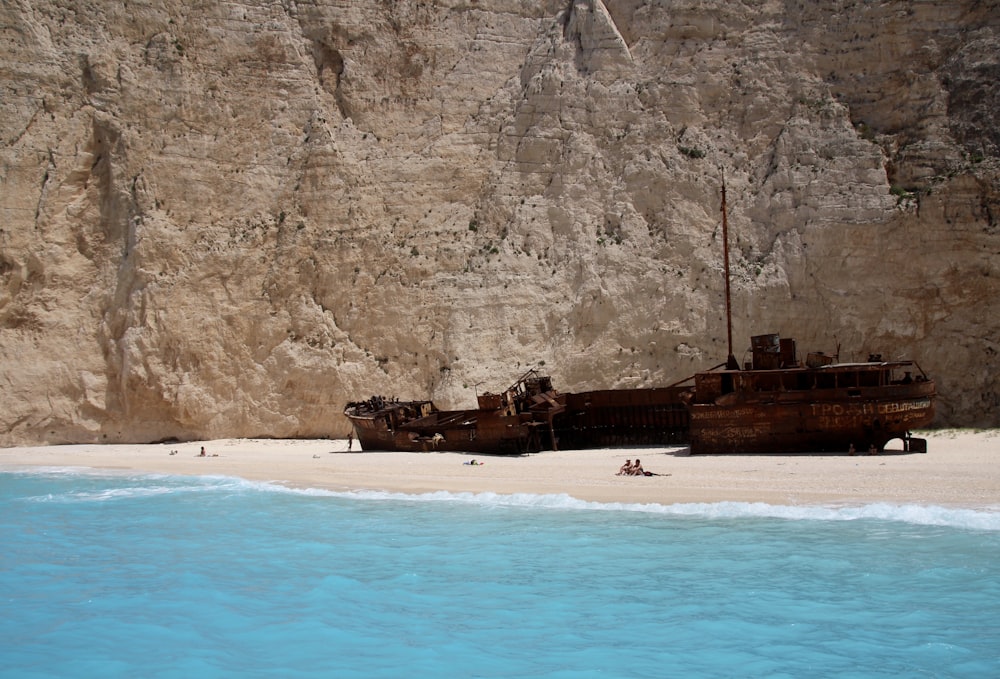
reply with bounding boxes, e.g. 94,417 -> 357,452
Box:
344,371 -> 566,455
553,387 -> 690,449
688,368 -> 936,455
349,407 -> 554,454
345,340 -> 937,456
346,386 -> 692,454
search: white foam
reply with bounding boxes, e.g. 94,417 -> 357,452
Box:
284,489 -> 999,531
6,467 -> 999,531
265,486 -> 1000,531
6,465 -> 256,504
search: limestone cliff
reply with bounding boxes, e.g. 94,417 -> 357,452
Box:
1,0 -> 997,445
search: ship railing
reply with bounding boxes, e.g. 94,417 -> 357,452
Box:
911,360 -> 931,381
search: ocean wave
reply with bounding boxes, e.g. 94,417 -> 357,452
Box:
4,465 -> 253,503
5,466 -> 999,531
331,490 -> 1000,531
239,481 -> 1000,531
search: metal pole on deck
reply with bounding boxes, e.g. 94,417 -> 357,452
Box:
721,171 -> 739,370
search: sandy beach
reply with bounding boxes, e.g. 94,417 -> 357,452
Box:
2,429 -> 997,508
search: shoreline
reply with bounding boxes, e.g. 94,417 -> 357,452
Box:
1,429 -> 997,509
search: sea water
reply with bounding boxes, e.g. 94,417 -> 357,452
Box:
2,468 -> 998,679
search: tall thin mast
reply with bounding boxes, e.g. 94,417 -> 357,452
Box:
721,172 -> 739,370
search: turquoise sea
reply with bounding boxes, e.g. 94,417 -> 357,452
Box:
2,467 -> 999,678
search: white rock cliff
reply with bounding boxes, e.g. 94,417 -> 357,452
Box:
1,0 -> 998,444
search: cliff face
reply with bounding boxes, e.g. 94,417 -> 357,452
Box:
1,0 -> 998,445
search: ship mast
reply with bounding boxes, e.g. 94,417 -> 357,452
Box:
721,172 -> 739,370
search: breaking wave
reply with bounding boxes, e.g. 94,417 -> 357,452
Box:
7,465 -> 1000,532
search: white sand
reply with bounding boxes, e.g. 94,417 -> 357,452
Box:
2,430 -> 997,508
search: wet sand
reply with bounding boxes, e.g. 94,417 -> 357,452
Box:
2,429 -> 997,508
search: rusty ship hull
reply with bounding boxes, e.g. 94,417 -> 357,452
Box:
687,366 -> 935,455
344,346 -> 935,455
344,372 -> 567,454
347,405 -> 558,454
345,378 -> 693,455
552,387 -> 690,449
685,333 -> 935,454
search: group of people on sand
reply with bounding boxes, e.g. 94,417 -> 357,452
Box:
616,459 -> 646,476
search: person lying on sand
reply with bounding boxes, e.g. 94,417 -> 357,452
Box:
463,459 -> 483,466
616,458 -> 670,477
